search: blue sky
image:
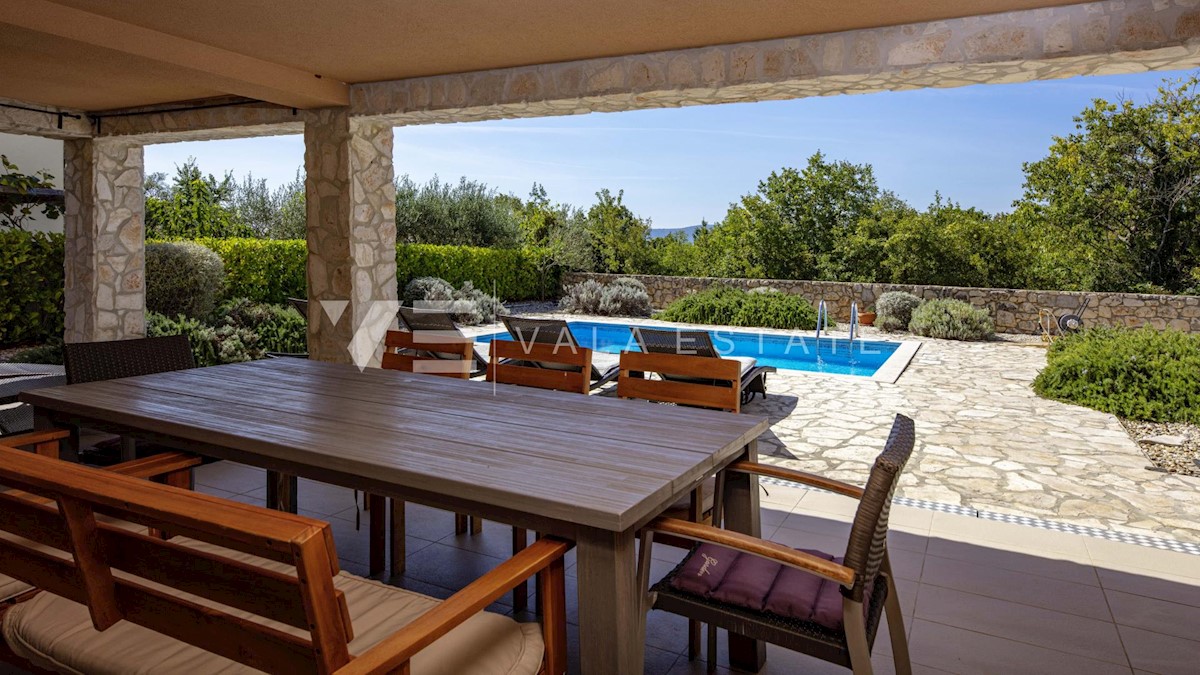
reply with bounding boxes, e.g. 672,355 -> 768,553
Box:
145,70 -> 1191,230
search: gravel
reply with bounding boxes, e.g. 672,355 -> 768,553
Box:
1121,418 -> 1200,476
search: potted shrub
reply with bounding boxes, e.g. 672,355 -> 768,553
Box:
859,304 -> 876,326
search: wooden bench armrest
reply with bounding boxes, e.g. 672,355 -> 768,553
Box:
0,428 -> 71,451
339,537 -> 573,675
106,452 -> 204,480
725,460 -> 864,500
645,516 -> 856,587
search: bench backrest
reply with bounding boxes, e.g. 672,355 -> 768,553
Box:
0,445 -> 353,675
382,329 -> 474,379
488,339 -> 593,394
617,351 -> 742,413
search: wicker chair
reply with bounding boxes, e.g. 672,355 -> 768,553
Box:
499,316 -> 621,389
63,336 -> 197,464
632,327 -> 774,406
639,414 -> 916,675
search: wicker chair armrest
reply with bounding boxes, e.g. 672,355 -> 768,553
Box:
726,460 -> 864,500
338,536 -> 573,675
645,516 -> 855,587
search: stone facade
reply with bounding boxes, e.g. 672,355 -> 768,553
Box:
61,138 -> 145,343
31,0 -> 1195,143
304,109 -> 397,366
565,272 -> 1200,335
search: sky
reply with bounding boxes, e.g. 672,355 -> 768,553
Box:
144,70 -> 1192,231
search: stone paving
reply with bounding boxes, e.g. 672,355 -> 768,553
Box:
474,315 -> 1200,545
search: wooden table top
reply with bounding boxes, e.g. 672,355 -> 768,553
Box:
22,358 -> 768,532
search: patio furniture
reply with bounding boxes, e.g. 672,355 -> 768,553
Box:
499,316 -> 621,390
287,297 -> 309,318
487,337 -> 593,395
632,327 -> 775,406
63,335 -> 197,463
22,357 -> 770,674
397,306 -> 490,376
0,364 -> 67,436
0,446 -> 571,675
638,414 -> 916,675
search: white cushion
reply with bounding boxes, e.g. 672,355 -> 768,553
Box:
3,534 -> 544,675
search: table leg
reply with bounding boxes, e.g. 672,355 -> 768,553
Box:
369,494 -> 386,576
576,527 -> 643,675
265,471 -> 298,513
723,439 -> 766,672
119,436 -> 136,463
34,408 -> 76,462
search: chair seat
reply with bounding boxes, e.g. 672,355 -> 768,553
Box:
657,542 -> 886,636
661,356 -> 757,384
3,534 -> 544,675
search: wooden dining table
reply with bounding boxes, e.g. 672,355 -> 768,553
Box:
21,357 -> 770,674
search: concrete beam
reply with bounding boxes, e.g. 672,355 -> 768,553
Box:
0,96 -> 91,139
76,0 -> 1200,140
4,0 -> 349,110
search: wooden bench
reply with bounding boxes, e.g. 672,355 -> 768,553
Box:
0,443 -> 571,675
487,339 -> 594,395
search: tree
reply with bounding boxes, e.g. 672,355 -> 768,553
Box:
585,188 -> 654,274
394,175 -> 519,247
145,159 -> 251,239
0,155 -> 62,230
1014,76 -> 1200,293
227,169 -> 305,239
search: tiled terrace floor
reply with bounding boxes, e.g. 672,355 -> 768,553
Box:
473,315 -> 1200,546
190,461 -> 1200,675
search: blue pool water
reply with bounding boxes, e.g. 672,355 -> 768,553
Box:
475,321 -> 902,377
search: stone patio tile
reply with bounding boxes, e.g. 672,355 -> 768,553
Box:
1084,538 -> 1200,579
1104,589 -> 1200,640
919,554 -> 1112,620
1117,625 -> 1200,675
1096,567 -> 1200,608
907,620 -> 1133,675
924,536 -> 1100,586
929,511 -> 1092,560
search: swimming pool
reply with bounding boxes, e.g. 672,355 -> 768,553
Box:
475,321 -> 918,380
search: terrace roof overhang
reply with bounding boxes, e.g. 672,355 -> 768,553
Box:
4,0 -> 1200,143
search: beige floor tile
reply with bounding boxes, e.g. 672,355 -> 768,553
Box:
769,527 -> 924,582
1118,625 -> 1200,675
1085,538 -> 1200,579
790,489 -> 859,517
920,554 -> 1112,620
924,535 -> 1100,586
929,512 -> 1092,560
913,585 -> 1128,664
1105,589 -> 1200,641
1097,567 -> 1200,608
908,620 -> 1133,675
780,509 -> 929,554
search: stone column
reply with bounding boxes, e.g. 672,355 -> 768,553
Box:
62,138 -> 146,343
304,109 -> 397,366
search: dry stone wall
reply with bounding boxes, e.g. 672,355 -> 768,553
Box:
564,273 -> 1200,334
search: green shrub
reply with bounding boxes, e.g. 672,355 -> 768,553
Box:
402,277 -> 455,304
396,243 -> 552,301
403,276 -> 508,326
213,298 -> 306,354
192,238 -> 307,305
145,241 -> 225,319
560,277 -> 652,316
148,311 -> 262,366
0,230 -> 64,345
7,340 -> 64,365
655,287 -> 824,329
875,291 -> 924,331
907,298 -> 994,340
1034,327 -> 1200,422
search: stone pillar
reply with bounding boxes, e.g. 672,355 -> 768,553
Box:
62,138 -> 146,343
304,109 -> 397,366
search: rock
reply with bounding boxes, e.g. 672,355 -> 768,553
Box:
1142,435 -> 1187,447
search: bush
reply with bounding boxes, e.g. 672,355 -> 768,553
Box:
193,238 -> 306,305
907,298 -> 994,340
560,277 -> 652,316
7,340 -> 63,365
1033,327 -> 1200,422
145,242 -> 225,319
396,244 -> 553,301
875,291 -> 924,331
213,298 -> 306,354
0,230 -> 64,345
655,287 -> 824,329
404,276 -> 508,326
148,311 -> 262,366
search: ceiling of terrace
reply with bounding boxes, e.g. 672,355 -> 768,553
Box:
1,0 -> 1084,112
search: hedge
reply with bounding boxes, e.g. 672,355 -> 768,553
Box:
0,230 -> 64,345
190,238 -> 306,305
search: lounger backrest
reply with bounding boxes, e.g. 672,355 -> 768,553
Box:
382,330 -> 473,379
64,335 -> 196,385
842,414 -> 916,603
397,306 -> 460,333
487,339 -> 593,394
633,327 -> 720,359
617,351 -> 742,413
0,445 -> 354,675
501,316 -> 579,348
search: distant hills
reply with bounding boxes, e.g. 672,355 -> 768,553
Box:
649,225 -> 702,241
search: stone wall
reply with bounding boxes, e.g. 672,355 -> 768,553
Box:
563,273 -> 1200,334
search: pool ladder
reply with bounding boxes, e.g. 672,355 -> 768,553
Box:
815,300 -> 859,357
814,300 -> 828,356
848,301 -> 860,343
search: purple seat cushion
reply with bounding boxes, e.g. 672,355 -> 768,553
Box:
668,542 -> 851,631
